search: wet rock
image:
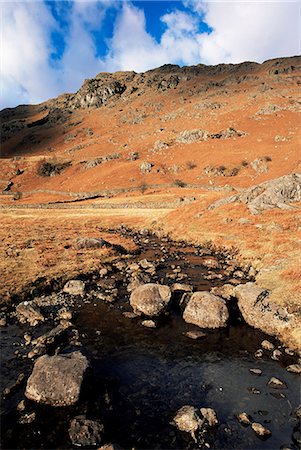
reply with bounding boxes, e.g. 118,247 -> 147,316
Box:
210,284 -> 235,300
237,412 -> 252,426
184,330 -> 206,340
25,351 -> 89,406
234,283 -> 294,338
129,283 -> 171,317
171,283 -> 193,293
141,319 -> 156,328
172,405 -> 202,442
261,340 -> 274,351
98,444 -> 124,450
63,280 -> 85,296
249,368 -> 262,375
254,349 -> 263,358
295,405 -> 301,419
122,311 -> 138,319
251,422 -> 271,438
24,333 -> 32,345
69,416 -> 104,447
3,373 -> 25,397
27,344 -> 47,359
183,292 -> 229,329
271,349 -> 282,360
16,301 -> 44,326
29,322 -> 71,357
18,412 -> 36,424
17,400 -> 26,412
267,377 -> 287,389
286,364 -> 301,374
200,407 -> 218,427
248,387 -> 261,395
0,317 -> 7,327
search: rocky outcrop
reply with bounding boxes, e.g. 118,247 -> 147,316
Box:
129,283 -> 171,316
70,78 -> 126,109
25,351 -> 89,406
183,291 -> 229,328
209,173 -> 301,214
234,282 -> 295,337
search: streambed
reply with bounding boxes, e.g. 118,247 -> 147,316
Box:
1,230 -> 300,449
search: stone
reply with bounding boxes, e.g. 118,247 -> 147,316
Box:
171,283 -> 193,293
129,283 -> 171,317
234,283 -> 294,338
183,292 -> 229,329
69,416 -> 104,447
251,422 -> 271,438
0,317 -> 6,327
286,364 -> 301,374
76,238 -> 108,249
261,340 -> 274,351
254,349 -> 263,358
18,412 -> 36,424
63,280 -> 85,296
16,301 -> 44,326
99,268 -> 108,277
25,351 -> 89,406
172,405 -> 202,442
140,162 -> 153,174
237,412 -> 252,426
271,349 -> 282,360
210,284 -> 235,300
141,320 -> 156,328
202,257 -> 220,269
184,330 -> 206,340
249,368 -> 262,375
267,377 -> 287,389
98,444 -> 124,450
200,408 -> 218,427
122,311 -> 138,319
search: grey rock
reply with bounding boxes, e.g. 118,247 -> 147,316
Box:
183,292 -> 229,329
130,283 -> 171,317
16,301 -> 44,326
25,351 -> 89,406
249,368 -> 262,375
140,161 -> 153,174
63,280 -> 85,296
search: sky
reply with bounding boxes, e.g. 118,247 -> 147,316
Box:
1,0 -> 300,109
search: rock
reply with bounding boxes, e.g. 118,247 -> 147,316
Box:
57,308 -> 72,321
63,280 -> 85,296
140,161 -> 153,174
98,444 -> 124,450
141,320 -> 156,328
249,368 -> 262,375
210,284 -> 235,300
122,311 -> 138,319
171,283 -> 193,293
0,317 -> 6,327
69,416 -> 104,446
271,349 -> 282,360
99,268 -> 108,277
200,408 -> 218,427
184,330 -> 206,340
267,377 -> 287,389
286,364 -> 301,374
234,283 -> 294,338
251,158 -> 269,174
251,422 -> 271,438
76,238 -> 108,249
18,412 -> 36,424
177,129 -> 210,144
70,76 -> 126,109
202,257 -> 220,269
237,412 -> 252,426
17,400 -> 26,412
3,373 -> 25,397
25,351 -> 89,406
261,340 -> 274,351
183,292 -> 229,329
208,173 -> 301,214
172,405 -> 202,442
129,283 -> 171,317
254,349 -> 263,358
16,301 -> 44,326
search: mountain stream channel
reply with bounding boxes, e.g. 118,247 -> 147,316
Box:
1,228 -> 300,450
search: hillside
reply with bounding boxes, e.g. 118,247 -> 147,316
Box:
0,55 -> 301,348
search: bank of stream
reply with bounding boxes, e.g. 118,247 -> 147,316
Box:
1,229 -> 300,449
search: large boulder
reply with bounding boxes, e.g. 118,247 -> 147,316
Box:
183,292 -> 229,328
234,282 -> 294,337
129,283 -> 171,317
25,351 -> 89,406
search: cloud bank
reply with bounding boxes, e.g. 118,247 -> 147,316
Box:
1,0 -> 300,109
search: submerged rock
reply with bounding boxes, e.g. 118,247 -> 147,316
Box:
200,407 -> 218,427
251,422 -> 271,438
183,292 -> 229,329
68,416 -> 104,446
267,377 -> 287,389
237,412 -> 252,426
25,351 -> 89,406
129,283 -> 171,317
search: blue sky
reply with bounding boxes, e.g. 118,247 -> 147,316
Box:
1,0 -> 300,109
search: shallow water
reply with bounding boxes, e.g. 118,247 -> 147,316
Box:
1,232 -> 300,449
